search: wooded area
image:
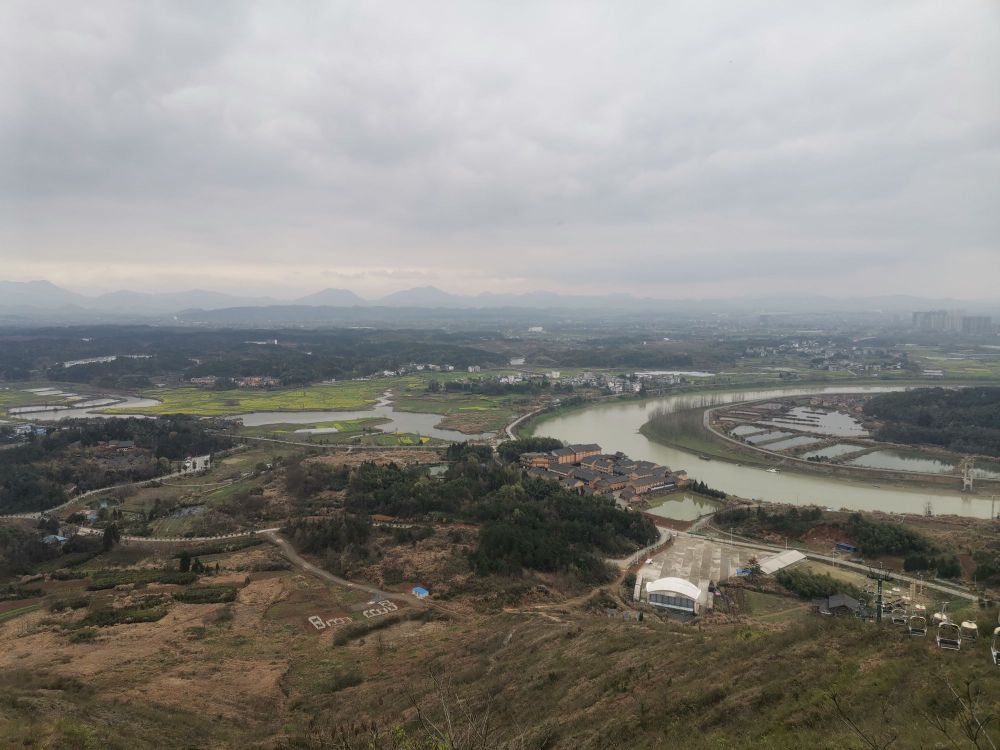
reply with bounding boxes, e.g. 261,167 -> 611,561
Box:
864,386 -> 1000,457
283,445 -> 657,583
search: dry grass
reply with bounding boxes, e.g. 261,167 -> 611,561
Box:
1,541 -> 998,749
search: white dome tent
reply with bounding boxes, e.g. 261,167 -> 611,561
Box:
643,577 -> 703,615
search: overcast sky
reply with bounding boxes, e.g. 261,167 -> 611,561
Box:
2,1 -> 998,299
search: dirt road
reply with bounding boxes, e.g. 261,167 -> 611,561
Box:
261,530 -> 414,605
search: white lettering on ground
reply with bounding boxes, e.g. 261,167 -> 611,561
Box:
362,600 -> 398,619
308,615 -> 353,630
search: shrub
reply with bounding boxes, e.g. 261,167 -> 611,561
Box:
332,608 -> 445,646
171,538 -> 263,558
172,586 -> 237,604
48,596 -> 89,612
315,671 -> 363,694
846,514 -> 932,556
777,568 -> 860,600
69,628 -> 97,643
86,569 -> 197,590
251,561 -> 291,572
0,584 -> 43,601
50,569 -> 88,581
79,596 -> 169,627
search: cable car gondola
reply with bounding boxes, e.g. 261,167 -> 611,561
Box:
936,621 -> 962,651
960,621 -> 979,641
909,615 -> 927,637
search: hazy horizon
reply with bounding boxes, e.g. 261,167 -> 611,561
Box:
3,1 -> 999,299
0,278 -> 1000,314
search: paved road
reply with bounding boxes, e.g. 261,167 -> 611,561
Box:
504,406 -> 547,440
610,526 -> 672,568
687,527 -> 978,602
73,526 -> 281,544
236,434 -> 445,451
0,466 -> 212,522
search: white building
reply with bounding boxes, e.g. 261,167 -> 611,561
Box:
758,550 -> 806,575
643,577 -> 702,615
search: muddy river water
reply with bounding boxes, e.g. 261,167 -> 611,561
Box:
532,386 -> 998,519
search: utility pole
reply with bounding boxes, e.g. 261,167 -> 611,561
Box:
960,456 -> 975,492
866,567 -> 893,623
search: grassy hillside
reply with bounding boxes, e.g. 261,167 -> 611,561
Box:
1,559 -> 997,749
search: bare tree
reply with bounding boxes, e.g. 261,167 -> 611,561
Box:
408,670 -> 529,750
828,690 -> 899,750
923,676 -> 998,750
280,670 -> 529,750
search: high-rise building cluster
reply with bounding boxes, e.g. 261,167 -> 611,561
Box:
912,310 -> 993,335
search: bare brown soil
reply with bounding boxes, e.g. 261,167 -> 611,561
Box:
306,447 -> 444,469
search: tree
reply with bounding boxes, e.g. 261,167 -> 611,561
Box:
192,557 -> 205,574
37,516 -> 59,534
178,549 -> 191,573
101,524 -> 121,552
745,557 -> 764,587
924,676 -> 999,749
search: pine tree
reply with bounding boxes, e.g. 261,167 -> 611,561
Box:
102,524 -> 121,552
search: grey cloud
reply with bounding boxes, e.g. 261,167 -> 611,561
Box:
1,0 -> 998,298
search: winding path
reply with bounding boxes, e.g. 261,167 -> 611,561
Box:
260,529 -> 412,603
504,405 -> 548,440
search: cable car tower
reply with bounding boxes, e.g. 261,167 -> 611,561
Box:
960,456 -> 975,492
866,567 -> 894,623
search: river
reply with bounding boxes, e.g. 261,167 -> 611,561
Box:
16,396 -> 163,420
532,386 -> 998,519
236,395 -> 495,441
18,393 -> 492,442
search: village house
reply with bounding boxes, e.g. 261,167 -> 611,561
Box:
235,376 -> 282,388
518,442 -> 681,501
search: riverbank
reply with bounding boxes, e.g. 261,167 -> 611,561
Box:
528,383 -> 999,518
519,376 -> 993,439
641,398 -> 1000,496
513,397 -> 600,438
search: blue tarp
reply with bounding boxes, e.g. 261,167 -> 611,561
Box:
411,586 -> 429,598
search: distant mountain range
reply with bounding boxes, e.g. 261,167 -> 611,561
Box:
1,280 -> 998,322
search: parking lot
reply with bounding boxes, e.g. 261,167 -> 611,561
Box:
638,534 -> 769,611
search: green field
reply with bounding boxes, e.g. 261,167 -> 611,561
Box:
393,390 -> 527,433
104,381 -> 387,416
743,591 -> 811,623
905,346 -> 1000,379
237,417 -> 388,437
238,418 -> 439,447
0,603 -> 43,623
99,370 -> 520,417
0,383 -> 94,414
